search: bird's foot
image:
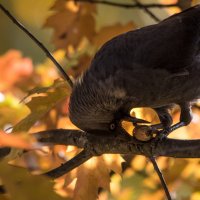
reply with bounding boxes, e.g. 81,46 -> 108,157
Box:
154,121 -> 186,141
132,120 -> 185,144
132,123 -> 171,142
153,129 -> 169,146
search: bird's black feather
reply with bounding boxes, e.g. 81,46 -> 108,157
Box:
69,5 -> 200,132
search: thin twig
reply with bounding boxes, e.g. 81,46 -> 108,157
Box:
70,0 -> 178,9
135,0 -> 161,22
149,156 -> 171,200
45,150 -> 93,178
0,4 -> 73,88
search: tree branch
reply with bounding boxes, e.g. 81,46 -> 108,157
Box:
134,0 -> 161,22
45,149 -> 93,178
34,129 -> 200,158
35,128 -> 200,200
0,4 -> 73,88
71,0 -> 178,9
149,156 -> 171,200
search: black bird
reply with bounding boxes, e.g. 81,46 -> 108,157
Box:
69,5 -> 200,137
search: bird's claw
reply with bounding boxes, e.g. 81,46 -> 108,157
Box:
132,124 -> 171,142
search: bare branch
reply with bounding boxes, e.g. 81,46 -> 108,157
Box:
70,0 -> 178,9
149,157 -> 171,200
45,150 -> 93,178
135,0 -> 160,22
34,129 -> 86,147
0,4 -> 73,88
34,129 -> 200,158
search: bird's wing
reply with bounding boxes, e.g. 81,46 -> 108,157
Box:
91,5 -> 200,76
126,5 -> 200,73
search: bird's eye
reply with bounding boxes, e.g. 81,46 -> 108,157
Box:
109,123 -> 116,131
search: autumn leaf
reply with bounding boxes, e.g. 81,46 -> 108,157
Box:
74,156 -> 110,200
0,50 -> 33,91
44,1 -> 96,50
13,79 -> 71,132
0,131 -> 39,150
93,22 -> 135,48
0,160 -> 68,200
103,154 -> 124,175
21,78 -> 70,102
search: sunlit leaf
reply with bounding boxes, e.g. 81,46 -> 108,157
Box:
0,131 -> 39,150
13,79 -> 71,132
45,0 -> 96,50
93,22 -> 134,48
74,157 -> 110,200
0,160 -> 67,200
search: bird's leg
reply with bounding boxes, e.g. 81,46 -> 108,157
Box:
156,103 -> 192,139
132,107 -> 172,141
165,102 -> 192,136
151,107 -> 173,139
154,107 -> 173,130
122,107 -> 170,141
126,103 -> 192,141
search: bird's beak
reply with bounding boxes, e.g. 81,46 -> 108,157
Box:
123,116 -> 150,124
133,117 -> 150,124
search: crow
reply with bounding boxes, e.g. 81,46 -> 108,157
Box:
69,5 -> 200,138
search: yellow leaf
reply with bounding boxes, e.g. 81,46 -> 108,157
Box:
191,192 -> 200,200
0,161 -> 67,200
74,156 -> 110,200
13,79 -> 70,132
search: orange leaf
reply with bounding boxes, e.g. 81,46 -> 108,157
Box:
45,1 -> 96,50
93,22 -> 134,48
0,131 -> 37,149
0,50 -> 33,91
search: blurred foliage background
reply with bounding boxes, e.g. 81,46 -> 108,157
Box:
1,0 -> 200,200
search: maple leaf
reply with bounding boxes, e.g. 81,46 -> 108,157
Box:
73,157 -> 110,200
13,79 -> 71,132
44,0 -> 96,50
93,22 -> 135,48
